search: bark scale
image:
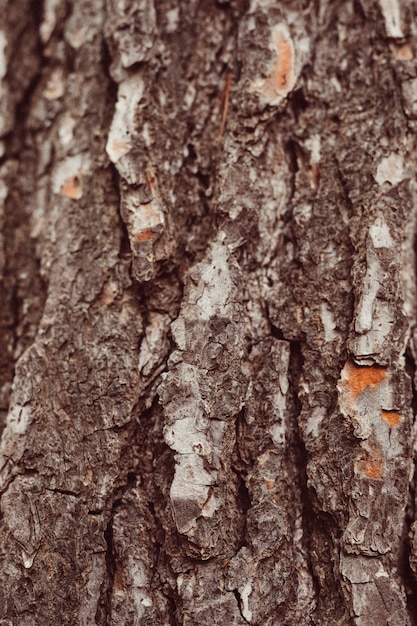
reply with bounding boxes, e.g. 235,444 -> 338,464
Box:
0,1 -> 417,625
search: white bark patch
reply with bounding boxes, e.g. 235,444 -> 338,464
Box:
166,8 -> 179,32
106,74 -> 145,167
269,422 -> 285,446
111,0 -> 156,69
305,134 -> 321,163
78,554 -> 106,626
170,317 -> 186,350
121,186 -> 165,258
375,153 -> 404,187
170,471 -> 213,534
44,67 -> 65,100
165,417 -> 212,455
22,549 -> 36,569
192,238 -> 233,320
369,216 -> 395,248
184,83 -> 196,109
0,179 -> 6,276
64,3 -> 103,50
240,582 -> 253,622
131,198 -> 164,234
138,312 -> 171,377
162,360 -> 222,534
142,122 -> 152,147
127,557 -> 154,617
353,302 -> 395,359
320,302 -> 338,343
58,113 -> 76,147
7,403 -> 31,435
0,179 -> 8,203
0,31 -> 7,80
268,351 -> 289,445
31,179 -> 47,239
379,0 -> 404,39
305,406 -> 326,439
355,250 -> 381,334
352,216 -> 399,359
40,0 -> 61,43
160,238 -> 245,553
402,78 -> 417,117
52,154 -> 89,199
293,202 -> 312,225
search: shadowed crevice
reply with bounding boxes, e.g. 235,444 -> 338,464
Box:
401,340 -> 417,625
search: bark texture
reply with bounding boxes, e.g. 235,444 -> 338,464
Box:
1,0 -> 417,624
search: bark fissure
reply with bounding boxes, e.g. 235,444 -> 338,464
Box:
0,1 -> 47,437
287,340 -> 324,619
97,514 -> 116,626
403,340 -> 417,624
233,588 -> 250,624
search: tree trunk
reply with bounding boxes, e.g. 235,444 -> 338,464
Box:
1,0 -> 417,624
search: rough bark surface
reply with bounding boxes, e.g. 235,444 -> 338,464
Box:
1,0 -> 417,624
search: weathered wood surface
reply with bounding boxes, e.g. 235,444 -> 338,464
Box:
1,1 -> 417,624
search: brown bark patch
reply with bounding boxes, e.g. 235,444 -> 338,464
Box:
113,565 -> 127,592
311,163 -> 320,190
83,467 -> 93,486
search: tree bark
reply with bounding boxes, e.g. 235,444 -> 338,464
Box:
1,0 -> 417,624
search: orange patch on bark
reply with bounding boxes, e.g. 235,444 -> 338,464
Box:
275,36 -> 293,90
60,175 -> 82,199
146,169 -> 156,190
390,43 -> 413,60
381,410 -> 401,427
358,458 -> 384,480
357,456 -> 384,480
264,479 -> 274,491
311,163 -> 320,190
134,227 -> 154,242
45,84 -> 62,99
111,138 -> 129,156
345,361 -> 386,397
254,26 -> 295,103
356,443 -> 384,480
